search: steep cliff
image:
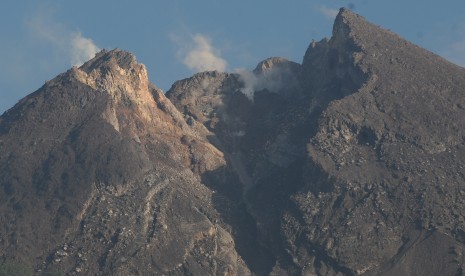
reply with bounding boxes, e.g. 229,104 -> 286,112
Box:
1,8 -> 465,276
0,49 -> 250,275
286,9 -> 465,275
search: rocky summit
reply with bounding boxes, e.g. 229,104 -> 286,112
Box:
1,8 -> 465,276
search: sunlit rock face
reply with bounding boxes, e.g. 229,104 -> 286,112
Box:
2,8 -> 465,276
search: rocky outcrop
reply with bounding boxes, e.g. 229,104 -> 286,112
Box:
1,7 -> 465,276
169,8 -> 465,276
284,8 -> 465,275
0,50 -> 250,275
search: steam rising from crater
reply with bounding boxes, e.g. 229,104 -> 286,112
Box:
172,33 -> 300,101
236,58 -> 300,101
27,9 -> 100,66
181,34 -> 228,72
71,32 -> 100,66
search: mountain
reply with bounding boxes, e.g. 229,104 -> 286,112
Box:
1,7 -> 465,275
0,50 -> 250,275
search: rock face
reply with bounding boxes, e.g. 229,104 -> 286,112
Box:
291,9 -> 465,275
1,7 -> 465,276
0,49 -> 250,275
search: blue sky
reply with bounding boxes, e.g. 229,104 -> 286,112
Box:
1,0 -> 465,114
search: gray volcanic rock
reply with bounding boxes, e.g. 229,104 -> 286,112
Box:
284,8 -> 465,275
169,8 -> 465,276
0,49 -> 250,275
1,7 -> 465,276
253,57 -> 300,75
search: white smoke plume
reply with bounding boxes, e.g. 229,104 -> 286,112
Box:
318,6 -> 339,20
179,34 -> 228,72
235,68 -> 257,101
71,32 -> 100,66
236,65 -> 299,101
172,33 -> 298,101
27,10 -> 100,66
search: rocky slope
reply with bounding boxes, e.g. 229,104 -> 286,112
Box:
0,50 -> 250,275
167,8 -> 465,276
288,9 -> 465,275
1,7 -> 465,276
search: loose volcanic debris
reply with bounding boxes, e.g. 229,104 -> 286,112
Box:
1,8 -> 465,276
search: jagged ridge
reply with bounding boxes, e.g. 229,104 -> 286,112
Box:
1,7 -> 465,276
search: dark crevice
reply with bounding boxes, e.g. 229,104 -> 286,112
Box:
309,242 -> 355,275
202,163 -> 276,275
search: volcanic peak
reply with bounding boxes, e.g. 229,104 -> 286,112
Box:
75,49 -> 152,104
